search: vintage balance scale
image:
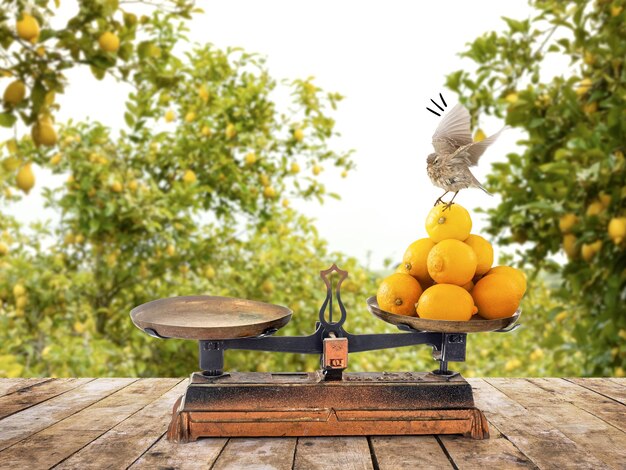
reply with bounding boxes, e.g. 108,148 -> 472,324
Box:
131,264 -> 520,442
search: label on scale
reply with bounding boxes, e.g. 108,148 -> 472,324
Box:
323,337 -> 348,369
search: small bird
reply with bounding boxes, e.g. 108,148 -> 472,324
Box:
426,103 -> 504,210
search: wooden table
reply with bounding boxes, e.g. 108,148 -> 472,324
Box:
0,378 -> 625,469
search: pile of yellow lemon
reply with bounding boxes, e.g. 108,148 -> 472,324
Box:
376,204 -> 526,321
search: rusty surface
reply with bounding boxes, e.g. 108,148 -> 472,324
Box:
323,337 -> 348,370
166,371 -> 489,442
367,296 -> 520,333
130,296 -> 292,340
168,400 -> 489,442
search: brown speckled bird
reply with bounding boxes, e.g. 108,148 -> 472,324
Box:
426,103 -> 504,210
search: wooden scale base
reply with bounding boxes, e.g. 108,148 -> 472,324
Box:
167,371 -> 489,442
131,265 -> 518,443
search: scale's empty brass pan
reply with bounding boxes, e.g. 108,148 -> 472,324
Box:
366,296 -> 520,333
130,296 -> 292,340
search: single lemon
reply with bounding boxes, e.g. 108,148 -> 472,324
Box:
263,186 -> 276,199
581,240 -> 602,262
427,239 -> 477,286
13,283 -> 26,297
472,274 -> 522,319
563,234 -> 578,259
182,169 -> 197,184
608,217 -> 626,245
485,266 -> 527,296
293,128 -> 304,142
199,85 -> 210,102
400,238 -> 435,287
559,213 -> 578,233
3,80 -> 26,105
576,78 -> 592,96
31,120 -> 58,147
98,32 -> 120,52
464,234 -> 493,275
245,152 -> 257,165
377,273 -> 422,316
586,200 -> 604,216
425,204 -> 472,243
17,13 -> 40,41
474,129 -> 486,142
225,123 -> 237,139
16,163 -> 35,194
417,284 -> 477,321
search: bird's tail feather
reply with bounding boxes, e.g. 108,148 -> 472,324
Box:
469,171 -> 492,196
478,184 -> 493,196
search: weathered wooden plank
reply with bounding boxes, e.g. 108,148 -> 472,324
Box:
488,378 -> 626,469
440,426 -> 535,469
0,378 -> 51,397
0,378 -> 136,452
0,378 -> 93,419
129,435 -> 227,470
212,437 -> 296,470
369,436 -> 453,469
529,378 -> 626,433
54,379 -> 185,469
294,437 -> 373,470
0,378 -> 180,469
567,378 -> 626,406
467,378 -> 609,470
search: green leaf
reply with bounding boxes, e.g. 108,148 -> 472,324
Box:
0,112 -> 16,127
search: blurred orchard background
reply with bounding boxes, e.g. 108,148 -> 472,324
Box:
1,0 -> 625,378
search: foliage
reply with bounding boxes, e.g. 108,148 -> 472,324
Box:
446,0 -> 626,375
0,3 -> 354,377
0,0 -> 610,379
1,0 -> 196,129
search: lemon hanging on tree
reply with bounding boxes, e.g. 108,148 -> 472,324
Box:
31,117 -> 58,147
16,163 -> 35,194
98,32 -> 120,53
3,80 -> 26,105
16,13 -> 39,41
182,169 -> 197,185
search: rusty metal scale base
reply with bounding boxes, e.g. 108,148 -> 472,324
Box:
131,265 -> 519,443
167,371 -> 488,442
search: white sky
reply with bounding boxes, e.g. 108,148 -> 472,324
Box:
3,1 -> 545,270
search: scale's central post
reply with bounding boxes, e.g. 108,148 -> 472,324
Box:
131,264 -> 521,443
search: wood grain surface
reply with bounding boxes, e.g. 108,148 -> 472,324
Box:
0,377 -> 623,469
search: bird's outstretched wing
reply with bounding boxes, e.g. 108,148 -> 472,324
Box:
431,103 -> 473,155
464,127 -> 506,165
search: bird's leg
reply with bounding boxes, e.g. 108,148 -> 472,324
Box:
434,191 -> 449,206
442,191 -> 459,212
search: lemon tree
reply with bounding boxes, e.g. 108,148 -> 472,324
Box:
1,1 -> 199,132
0,4 -> 358,376
445,0 -> 626,375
